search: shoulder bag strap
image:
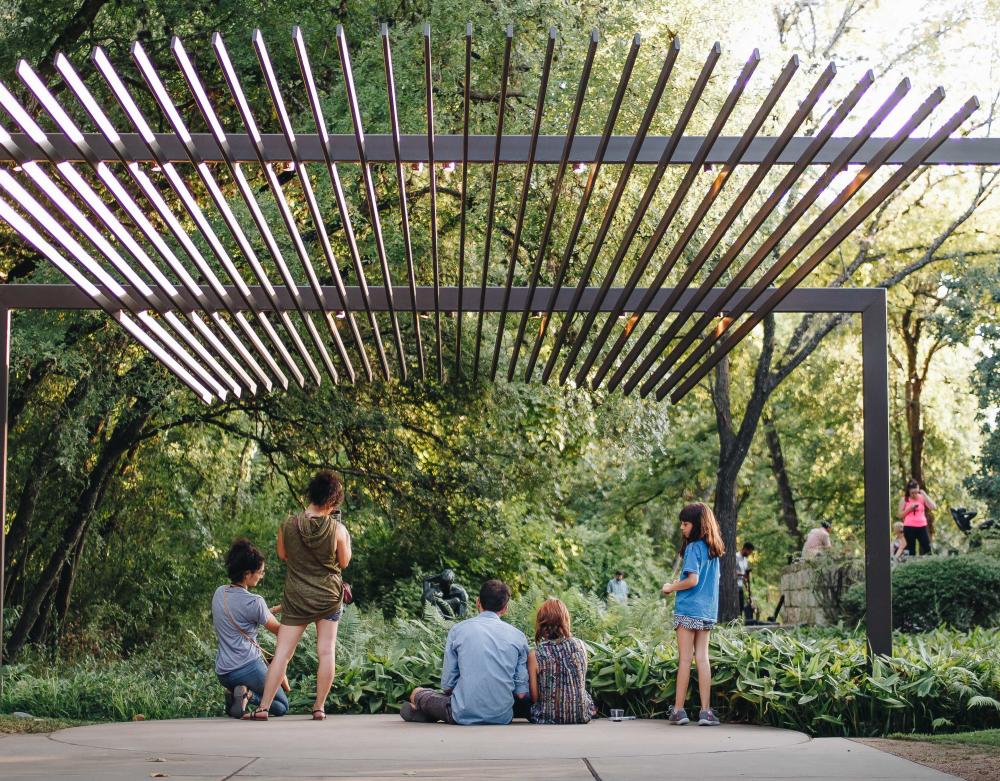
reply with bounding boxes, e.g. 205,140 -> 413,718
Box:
222,586 -> 272,662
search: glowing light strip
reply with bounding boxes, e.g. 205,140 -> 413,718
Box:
0,196 -> 213,403
92,45 -> 293,390
130,41 -> 318,387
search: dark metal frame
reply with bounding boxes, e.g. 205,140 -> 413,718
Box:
0,22 -> 990,675
0,284 -> 891,660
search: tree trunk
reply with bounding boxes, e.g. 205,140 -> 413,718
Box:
712,352 -> 740,621
5,374 -> 93,588
902,308 -> 925,487
763,413 -> 803,547
4,399 -> 152,661
54,534 -> 88,634
710,316 -> 776,622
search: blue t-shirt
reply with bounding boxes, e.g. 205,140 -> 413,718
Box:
674,539 -> 720,622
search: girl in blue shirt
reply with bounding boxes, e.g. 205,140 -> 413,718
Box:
662,502 -> 725,726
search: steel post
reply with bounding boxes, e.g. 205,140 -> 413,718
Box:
862,292 -> 892,656
0,308 -> 10,685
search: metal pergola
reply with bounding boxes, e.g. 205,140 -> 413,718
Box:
0,23 -> 995,666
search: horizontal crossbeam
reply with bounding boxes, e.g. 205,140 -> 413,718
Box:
0,285 -> 882,314
2,133 -> 997,165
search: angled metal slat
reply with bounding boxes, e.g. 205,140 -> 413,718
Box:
5,71 -> 242,399
649,77 -> 912,399
541,37 -> 678,384
662,85 -> 945,403
0,195 -> 215,402
609,55 -> 821,395
635,68 -> 875,398
668,93 -> 976,404
556,41 -> 718,386
472,24 -> 514,377
507,30 -> 599,381
210,33 -> 342,386
336,24 -> 408,379
252,30 -> 363,383
380,23 -> 426,379
92,46 -> 294,390
54,53 -> 268,394
575,48 -> 760,389
424,24 -> 444,382
490,26 -> 558,379
132,41 -> 318,388
293,27 -> 380,382
0,164 -> 228,401
455,23 -> 472,376
524,32 -> 641,382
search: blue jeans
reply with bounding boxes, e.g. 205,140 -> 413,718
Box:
217,657 -> 288,716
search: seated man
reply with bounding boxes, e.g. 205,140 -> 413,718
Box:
401,579 -> 529,725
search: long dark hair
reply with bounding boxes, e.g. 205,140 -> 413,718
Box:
679,503 -> 726,559
904,479 -> 920,497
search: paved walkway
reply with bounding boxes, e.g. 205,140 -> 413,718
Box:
1,715 -> 958,780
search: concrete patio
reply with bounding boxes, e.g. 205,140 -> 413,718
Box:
0,715 -> 958,780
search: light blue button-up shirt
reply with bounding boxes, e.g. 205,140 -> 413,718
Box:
441,611 -> 529,725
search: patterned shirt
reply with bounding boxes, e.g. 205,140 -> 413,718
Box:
530,637 -> 594,724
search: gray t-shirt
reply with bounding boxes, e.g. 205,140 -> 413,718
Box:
212,585 -> 271,674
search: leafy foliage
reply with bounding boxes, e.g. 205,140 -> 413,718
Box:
4,597 -> 998,737
843,554 -> 1000,632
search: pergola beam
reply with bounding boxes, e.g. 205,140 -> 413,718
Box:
3,133 -> 998,165
0,285 -> 883,314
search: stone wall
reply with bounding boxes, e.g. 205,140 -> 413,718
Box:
779,560 -> 828,626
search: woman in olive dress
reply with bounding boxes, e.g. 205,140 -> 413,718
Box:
248,470 -> 351,721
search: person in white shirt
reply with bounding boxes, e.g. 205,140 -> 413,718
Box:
735,542 -> 754,620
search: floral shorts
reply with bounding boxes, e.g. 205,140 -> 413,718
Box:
674,614 -> 716,631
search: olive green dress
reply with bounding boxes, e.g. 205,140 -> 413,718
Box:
280,511 -> 344,625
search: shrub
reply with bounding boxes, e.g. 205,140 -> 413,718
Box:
3,599 -> 999,737
968,525 -> 1000,556
810,555 -> 865,624
843,554 -> 1000,631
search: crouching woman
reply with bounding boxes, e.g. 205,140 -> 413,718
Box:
212,538 -> 288,718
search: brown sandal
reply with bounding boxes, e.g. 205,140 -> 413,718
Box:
243,707 -> 269,721
311,709 -> 326,721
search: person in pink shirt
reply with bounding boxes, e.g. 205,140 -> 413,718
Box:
897,479 -> 937,556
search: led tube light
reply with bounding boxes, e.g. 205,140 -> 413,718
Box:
57,50 -> 265,394
92,45 -> 294,390
0,196 -> 214,404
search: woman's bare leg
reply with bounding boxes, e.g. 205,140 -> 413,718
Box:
258,623 -> 307,711
313,618 -> 340,711
693,629 -> 712,712
674,627 -> 696,711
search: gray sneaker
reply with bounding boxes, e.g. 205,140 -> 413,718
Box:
667,706 -> 689,725
698,708 -> 720,726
